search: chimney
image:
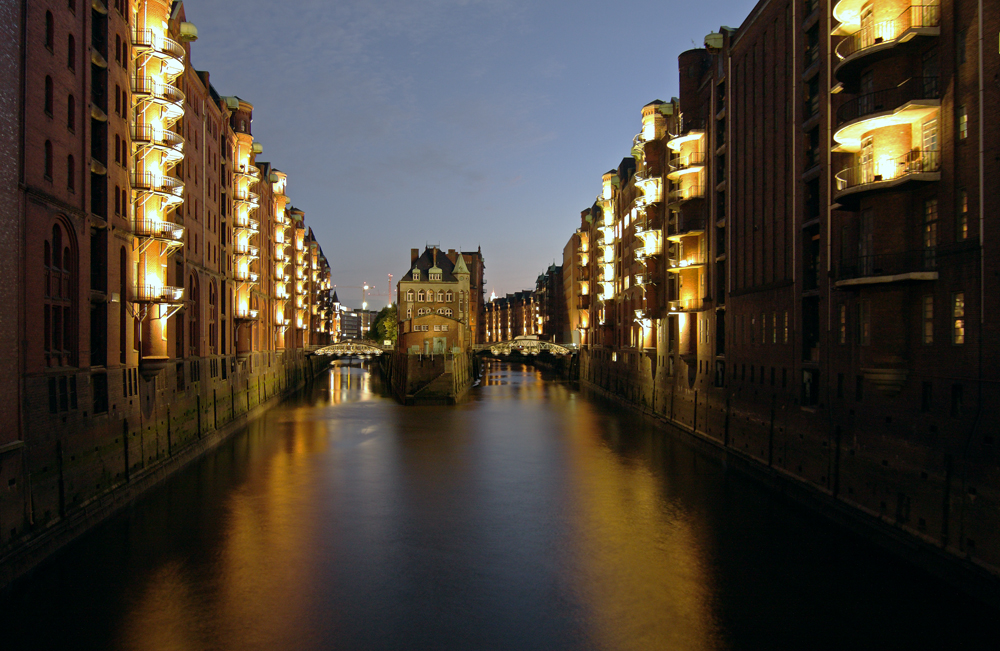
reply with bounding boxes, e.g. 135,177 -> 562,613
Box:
411,248 -> 419,264
448,249 -> 456,263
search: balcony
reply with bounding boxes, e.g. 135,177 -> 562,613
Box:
834,77 -> 940,147
235,308 -> 260,321
834,4 -> 941,88
131,171 -> 184,209
635,176 -> 663,207
834,249 -> 941,287
233,189 -> 260,208
667,184 -> 706,208
132,218 -> 184,244
667,151 -> 706,180
577,295 -> 591,310
234,269 -> 259,283
132,124 -> 184,165
667,213 -> 706,241
634,274 -> 657,287
668,298 -> 703,312
233,243 -> 259,259
666,118 -> 706,151
131,28 -> 185,77
133,283 -> 184,303
131,76 -> 185,122
834,148 -> 940,202
235,164 -> 261,181
667,256 -> 706,273
233,217 -> 260,233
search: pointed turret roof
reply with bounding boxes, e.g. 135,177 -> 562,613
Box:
453,254 -> 469,276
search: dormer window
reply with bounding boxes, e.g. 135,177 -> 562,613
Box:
429,271 -> 441,281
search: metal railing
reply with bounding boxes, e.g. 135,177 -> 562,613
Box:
837,77 -> 940,125
668,298 -> 702,311
131,171 -> 183,195
836,249 -> 938,281
132,124 -> 184,151
133,218 -> 184,241
133,284 -> 184,303
131,75 -> 185,105
835,148 -> 940,192
836,5 -> 941,61
668,185 -> 706,203
668,151 -> 706,172
668,117 -> 707,140
131,28 -> 185,60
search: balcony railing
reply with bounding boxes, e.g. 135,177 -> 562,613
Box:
835,148 -> 940,193
133,218 -> 184,242
836,249 -> 939,282
667,185 -> 706,204
836,5 -> 941,62
131,28 -> 186,60
133,284 -> 184,303
132,76 -> 185,110
668,298 -> 703,312
668,151 -> 706,173
233,244 -> 259,258
131,124 -> 184,161
131,171 -> 184,200
837,77 -> 940,125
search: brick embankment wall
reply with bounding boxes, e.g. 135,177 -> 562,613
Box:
579,349 -> 1000,607
0,353 -> 330,592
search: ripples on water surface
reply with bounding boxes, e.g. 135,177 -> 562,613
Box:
3,360 -> 998,650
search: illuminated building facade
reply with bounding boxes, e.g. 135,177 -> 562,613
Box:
1,0 -> 335,570
397,247 -> 475,354
562,211 -> 591,346
574,0 -> 1000,580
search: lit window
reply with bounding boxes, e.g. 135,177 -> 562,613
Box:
952,292 -> 965,344
957,189 -> 968,240
958,106 -> 968,140
839,305 -> 846,344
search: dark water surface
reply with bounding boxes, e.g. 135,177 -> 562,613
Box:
3,360 -> 998,650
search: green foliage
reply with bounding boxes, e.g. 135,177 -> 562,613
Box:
365,304 -> 398,346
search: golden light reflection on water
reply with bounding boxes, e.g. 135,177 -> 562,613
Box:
561,401 -> 721,650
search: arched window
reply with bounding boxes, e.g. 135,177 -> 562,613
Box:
44,140 -> 52,179
209,282 -> 217,354
67,94 -> 75,131
437,291 -> 444,302
45,12 -> 53,50
417,290 -> 425,302
67,34 -> 75,71
119,247 -> 127,363
45,223 -> 75,366
44,76 -> 53,115
406,290 -> 414,302
188,274 -> 199,357
446,291 -> 453,302
67,155 -> 74,191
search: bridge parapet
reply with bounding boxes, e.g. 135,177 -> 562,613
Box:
473,339 -> 576,356
315,341 -> 390,356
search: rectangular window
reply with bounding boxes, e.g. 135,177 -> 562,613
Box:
783,312 -> 789,344
951,384 -> 963,418
921,381 -> 932,413
772,312 -> 777,344
952,292 -> 965,344
839,304 -> 847,344
957,189 -> 969,240
958,106 -> 968,140
857,300 -> 870,345
923,295 -> 934,344
924,198 -> 938,268
837,373 -> 844,399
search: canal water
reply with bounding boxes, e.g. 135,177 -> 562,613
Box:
3,360 -> 998,650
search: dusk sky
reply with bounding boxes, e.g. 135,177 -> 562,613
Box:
188,0 -> 760,309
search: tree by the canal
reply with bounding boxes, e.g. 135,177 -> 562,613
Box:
365,304 -> 397,346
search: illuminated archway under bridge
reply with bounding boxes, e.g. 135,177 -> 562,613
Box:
314,341 -> 390,357
474,337 -> 575,357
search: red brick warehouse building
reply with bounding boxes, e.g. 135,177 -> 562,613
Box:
571,0 -> 1000,583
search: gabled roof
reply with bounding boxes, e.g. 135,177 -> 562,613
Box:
400,247 -> 462,283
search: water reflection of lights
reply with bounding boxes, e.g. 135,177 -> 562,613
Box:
326,360 -> 375,405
